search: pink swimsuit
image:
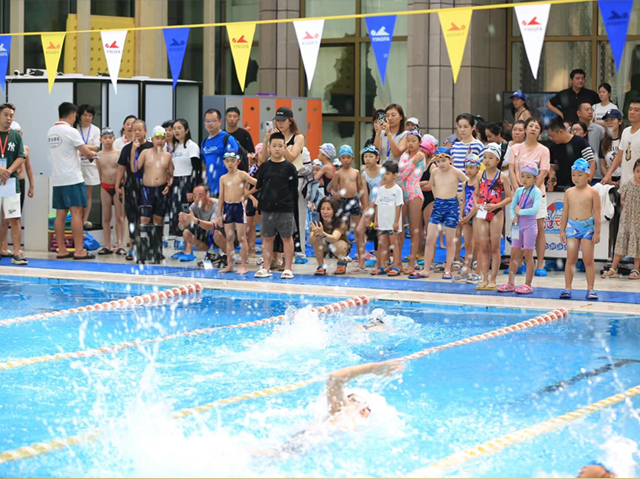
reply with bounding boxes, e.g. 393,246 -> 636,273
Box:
399,152 -> 426,202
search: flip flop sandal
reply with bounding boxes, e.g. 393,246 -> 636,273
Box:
387,267 -> 401,277
97,247 -> 113,255
351,266 -> 368,273
281,269 -> 294,279
442,272 -> 453,280
370,266 -> 386,276
115,248 -> 127,256
56,252 -> 74,259
497,283 -> 516,293
254,268 -> 272,278
476,283 -> 496,291
408,272 -> 427,279
73,253 -> 96,260
559,289 -> 572,299
601,268 -> 619,278
515,284 -> 534,295
586,290 -> 599,300
315,266 -> 327,276
334,261 -> 347,275
629,269 -> 640,280
466,274 -> 482,284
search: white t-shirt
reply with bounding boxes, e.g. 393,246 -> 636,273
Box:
619,126 -> 640,185
76,124 -> 100,162
48,121 -> 85,187
593,102 -> 619,122
114,136 -> 130,150
604,137 -> 622,178
375,183 -> 404,230
172,139 -> 201,177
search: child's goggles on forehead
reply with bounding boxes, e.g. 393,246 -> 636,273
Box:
361,145 -> 380,155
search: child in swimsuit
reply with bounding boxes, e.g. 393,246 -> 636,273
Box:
473,142 -> 513,291
498,162 -> 542,295
354,145 -> 382,272
456,153 -> 481,282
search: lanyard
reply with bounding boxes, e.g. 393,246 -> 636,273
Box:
518,186 -> 533,209
134,146 -> 143,181
79,125 -> 91,145
387,132 -> 399,158
483,169 -> 500,192
0,130 -> 9,158
166,142 -> 173,154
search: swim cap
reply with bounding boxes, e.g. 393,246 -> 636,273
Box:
101,127 -> 115,137
433,146 -> 452,160
320,143 -> 336,159
422,133 -> 439,147
484,142 -> 502,161
332,158 -> 342,167
571,158 -> 590,173
151,126 -> 166,138
464,154 -> 481,167
361,145 -> 380,156
223,151 -> 239,160
312,159 -> 323,168
254,142 -> 263,156
339,145 -> 354,157
521,162 -> 539,176
420,137 -> 436,155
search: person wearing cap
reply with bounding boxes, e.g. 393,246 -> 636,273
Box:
600,109 -> 624,185
576,102 -> 606,180
457,153 -> 482,281
510,91 -> 532,123
559,158 -> 601,300
405,117 -> 420,132
547,116 -> 596,188
131,126 -> 174,228
546,69 -> 599,124
75,105 -> 101,230
603,99 -> 640,188
95,128 -> 125,255
313,142 -> 336,196
593,82 -> 619,125
577,461 -> 615,478
354,144 -> 382,272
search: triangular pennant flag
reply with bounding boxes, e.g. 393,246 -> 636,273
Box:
293,20 -> 324,89
438,9 -> 472,83
101,30 -> 128,93
0,35 -> 11,94
163,27 -> 190,90
365,15 -> 397,85
598,0 -> 634,70
41,33 -> 66,93
514,4 -> 550,80
226,23 -> 256,92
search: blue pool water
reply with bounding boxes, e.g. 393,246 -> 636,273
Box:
0,276 -> 639,478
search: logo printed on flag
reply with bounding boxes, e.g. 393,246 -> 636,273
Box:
598,0 -> 634,71
523,17 -> 542,26
105,41 -> 121,49
170,38 -> 185,47
515,4 -> 550,80
448,23 -> 466,31
46,42 -> 61,51
365,15 -> 397,84
294,19 -> 324,89
163,27 -> 190,90
233,35 -> 249,44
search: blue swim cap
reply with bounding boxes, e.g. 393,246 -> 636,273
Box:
339,145 -> 354,157
587,461 -> 612,474
434,146 -> 452,158
571,158 -> 590,173
361,145 -> 380,156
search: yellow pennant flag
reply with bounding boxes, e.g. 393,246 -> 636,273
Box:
226,23 -> 256,92
41,33 -> 66,93
438,9 -> 473,83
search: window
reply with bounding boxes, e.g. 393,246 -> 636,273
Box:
24,0 -> 73,70
309,45 -> 355,116
306,0 -> 356,39
360,41 -> 407,117
168,0 -> 204,84
92,0 -> 134,17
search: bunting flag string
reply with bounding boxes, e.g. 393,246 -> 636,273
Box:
514,3 -> 551,80
293,20 -> 324,89
438,8 -> 472,84
163,27 -> 190,90
100,30 -> 128,93
41,33 -> 66,93
0,35 -> 11,94
226,23 -> 256,92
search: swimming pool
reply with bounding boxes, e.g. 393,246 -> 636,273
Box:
0,276 -> 639,477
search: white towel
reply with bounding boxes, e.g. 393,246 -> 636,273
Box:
593,183 -> 616,221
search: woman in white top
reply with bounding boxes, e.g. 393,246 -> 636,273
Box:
113,115 -> 136,150
373,103 -> 408,164
593,83 -> 618,125
601,109 -> 624,185
169,118 -> 201,243
75,105 -> 101,229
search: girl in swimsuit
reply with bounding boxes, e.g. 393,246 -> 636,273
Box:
456,154 -> 482,282
354,145 -> 382,272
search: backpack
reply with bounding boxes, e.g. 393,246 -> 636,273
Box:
201,132 -> 249,172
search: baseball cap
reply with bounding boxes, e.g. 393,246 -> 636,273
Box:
521,162 -> 539,176
319,143 -> 336,159
101,127 -> 115,137
484,142 -> 503,161
10,121 -> 21,131
510,90 -> 527,100
602,109 -> 623,120
464,154 -> 482,167
275,106 -> 294,121
571,158 -> 590,173
312,159 -> 323,168
420,137 -> 436,155
407,117 -> 420,126
151,126 -> 166,138
339,145 -> 354,157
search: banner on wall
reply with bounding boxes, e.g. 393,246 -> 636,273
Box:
163,27 -> 190,90
598,0 -> 634,70
227,22 -> 256,92
0,35 -> 11,94
41,33 -> 66,93
293,19 -> 324,89
514,3 -> 551,80
364,15 -> 397,85
438,8 -> 472,83
101,30 -> 128,93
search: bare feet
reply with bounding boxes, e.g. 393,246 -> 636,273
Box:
219,264 -> 235,274
236,267 -> 248,275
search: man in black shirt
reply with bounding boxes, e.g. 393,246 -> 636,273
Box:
547,117 -> 596,189
225,106 -> 255,154
115,119 -> 153,255
546,69 -> 599,124
246,131 -> 297,279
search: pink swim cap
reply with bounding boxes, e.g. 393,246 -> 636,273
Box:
420,137 -> 436,156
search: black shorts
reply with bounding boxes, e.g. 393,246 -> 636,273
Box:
141,186 -> 168,218
245,198 -> 257,217
338,197 -> 362,219
223,202 -> 246,224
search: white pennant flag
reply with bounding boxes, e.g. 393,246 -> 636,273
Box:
293,20 -> 324,89
514,4 -> 550,80
101,30 -> 128,93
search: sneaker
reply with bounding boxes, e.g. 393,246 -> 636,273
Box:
11,254 -> 28,265
178,253 -> 196,262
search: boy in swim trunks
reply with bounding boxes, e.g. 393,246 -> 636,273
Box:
332,145 -> 365,259
132,126 -> 174,227
559,158 -> 601,300
218,151 -> 257,274
412,147 -> 468,279
95,128 -> 124,255
474,142 -> 513,290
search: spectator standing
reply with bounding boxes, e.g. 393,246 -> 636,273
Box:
603,99 -> 640,187
576,102 -> 606,180
600,109 -> 624,184
113,115 -> 136,150
201,109 -> 239,196
446,113 -> 485,182
48,102 -> 98,260
374,104 -> 408,164
485,123 -> 509,168
511,91 -> 532,123
162,120 -> 175,154
546,68 -> 599,124
225,106 -> 255,154
547,117 -> 596,188
593,83 -> 618,124
503,120 -> 526,168
405,117 -> 420,131
75,105 -> 101,229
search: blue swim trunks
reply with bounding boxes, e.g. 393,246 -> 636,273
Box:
430,198 -> 460,229
223,202 -> 246,224
566,217 -> 594,240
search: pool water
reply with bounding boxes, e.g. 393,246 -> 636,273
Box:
0,277 -> 639,478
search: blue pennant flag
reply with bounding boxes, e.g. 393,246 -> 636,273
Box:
365,15 -> 397,85
0,35 -> 12,94
598,0 -> 633,70
163,28 -> 190,89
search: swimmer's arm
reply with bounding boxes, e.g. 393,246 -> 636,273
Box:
218,176 -> 226,222
559,190 -> 570,243
495,172 -> 513,209
358,172 -> 368,208
115,165 -> 125,195
332,173 -> 342,199
455,168 -> 469,184
241,170 -> 257,186
24,146 -> 35,195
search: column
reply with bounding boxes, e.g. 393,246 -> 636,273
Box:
76,0 -> 91,75
9,0 -> 24,74
134,0 -> 169,78
259,0 -> 277,94
407,0 -> 430,137
203,0 -> 216,95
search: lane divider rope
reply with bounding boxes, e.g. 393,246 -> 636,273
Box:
405,384 -> 640,478
0,283 -> 205,328
0,296 -> 370,371
0,306 -> 570,465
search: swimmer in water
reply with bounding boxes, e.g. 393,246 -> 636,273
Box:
356,308 -> 388,332
260,359 -> 404,456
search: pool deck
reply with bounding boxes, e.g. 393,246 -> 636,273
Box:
1,251 -> 639,315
